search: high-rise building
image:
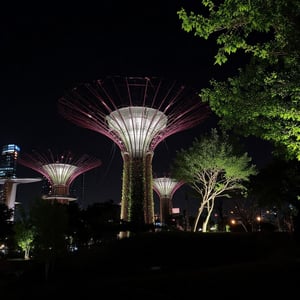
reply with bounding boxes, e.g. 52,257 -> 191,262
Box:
0,144 -> 20,178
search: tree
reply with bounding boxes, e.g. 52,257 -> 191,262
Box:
230,196 -> 261,232
0,203 -> 14,250
14,222 -> 35,260
178,0 -> 300,160
29,198 -> 69,280
250,158 -> 300,233
30,199 -> 68,254
12,206 -> 36,260
171,128 -> 258,232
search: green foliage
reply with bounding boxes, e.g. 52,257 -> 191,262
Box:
15,227 -> 35,250
178,0 -> 300,160
200,60 -> 300,160
13,205 -> 35,260
178,0 -> 300,65
172,128 -> 257,185
14,222 -> 35,260
29,198 -> 69,259
171,128 -> 257,232
129,158 -> 145,226
251,158 -> 300,209
0,203 -> 13,241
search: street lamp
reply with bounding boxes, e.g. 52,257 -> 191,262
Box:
256,216 -> 262,232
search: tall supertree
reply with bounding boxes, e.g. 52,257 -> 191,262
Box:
58,76 -> 210,233
18,150 -> 102,204
153,176 -> 184,227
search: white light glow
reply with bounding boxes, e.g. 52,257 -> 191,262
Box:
153,177 -> 180,198
106,106 -> 167,157
42,163 -> 78,185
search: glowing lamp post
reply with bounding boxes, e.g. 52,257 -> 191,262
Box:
18,150 -> 101,204
256,215 -> 262,232
153,177 -> 184,227
58,76 -> 210,234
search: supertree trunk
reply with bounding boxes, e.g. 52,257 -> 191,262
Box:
120,152 -> 155,237
160,196 -> 172,226
144,152 -> 154,225
120,152 -> 130,222
3,181 -> 18,211
119,152 -> 130,239
52,185 -> 68,197
129,157 -> 146,228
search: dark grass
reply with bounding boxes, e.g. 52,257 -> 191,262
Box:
1,231 -> 300,298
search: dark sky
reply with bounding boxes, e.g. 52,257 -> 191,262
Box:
0,1 -> 273,213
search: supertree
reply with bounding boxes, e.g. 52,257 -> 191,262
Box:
153,176 -> 184,227
58,76 -> 210,234
18,150 -> 102,204
0,144 -> 42,221
0,178 -> 42,221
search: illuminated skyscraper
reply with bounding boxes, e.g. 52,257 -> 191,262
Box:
0,144 -> 41,220
153,176 -> 184,226
58,76 -> 209,235
0,144 -> 20,178
18,149 -> 102,204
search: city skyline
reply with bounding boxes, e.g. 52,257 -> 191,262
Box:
0,2 -> 274,215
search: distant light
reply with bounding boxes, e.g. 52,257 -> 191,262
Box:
172,207 -> 180,214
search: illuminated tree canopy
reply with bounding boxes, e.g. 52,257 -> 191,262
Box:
171,128 -> 258,232
178,0 -> 300,160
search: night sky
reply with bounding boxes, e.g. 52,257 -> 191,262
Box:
0,1 -> 273,214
